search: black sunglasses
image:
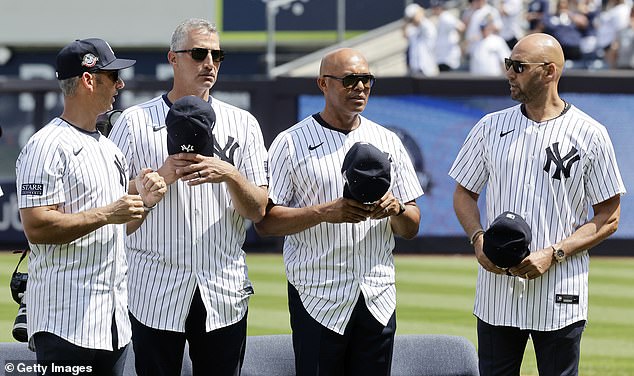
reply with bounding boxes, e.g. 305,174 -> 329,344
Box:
174,48 -> 225,62
504,58 -> 549,74
322,74 -> 376,89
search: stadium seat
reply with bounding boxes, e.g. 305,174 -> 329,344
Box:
0,334 -> 479,376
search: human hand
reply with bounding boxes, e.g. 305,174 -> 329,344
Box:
508,248 -> 553,280
135,168 -> 167,208
367,192 -> 402,220
105,195 -> 145,224
174,153 -> 238,186
474,238 -> 509,275
321,198 -> 374,224
157,154 -> 194,185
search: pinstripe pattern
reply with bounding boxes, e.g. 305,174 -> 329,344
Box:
449,103 -> 625,331
16,118 -> 131,350
268,114 -> 423,335
109,94 -> 267,332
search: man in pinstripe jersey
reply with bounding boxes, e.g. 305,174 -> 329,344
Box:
256,48 -> 423,376
16,38 -> 166,375
449,33 -> 626,376
109,18 -> 268,376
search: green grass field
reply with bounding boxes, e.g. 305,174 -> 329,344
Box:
1,252 -> 632,375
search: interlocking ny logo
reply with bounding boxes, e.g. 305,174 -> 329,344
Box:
213,135 -> 239,165
543,142 -> 580,180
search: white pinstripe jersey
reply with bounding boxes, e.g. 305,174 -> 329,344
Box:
268,114 -> 424,334
449,103 -> 626,331
108,94 -> 268,332
16,118 -> 131,350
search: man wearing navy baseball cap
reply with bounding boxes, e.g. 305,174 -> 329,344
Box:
16,38 -> 165,376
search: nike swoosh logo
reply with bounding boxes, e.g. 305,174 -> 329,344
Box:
308,142 -> 324,151
499,130 -> 514,137
73,147 -> 83,156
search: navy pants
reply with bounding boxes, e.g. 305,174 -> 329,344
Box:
130,288 -> 247,376
33,316 -> 128,376
477,318 -> 585,376
288,282 -> 396,376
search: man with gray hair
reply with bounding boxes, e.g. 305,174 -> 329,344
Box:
16,38 -> 166,375
109,18 -> 268,376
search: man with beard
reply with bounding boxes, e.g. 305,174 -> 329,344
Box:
449,33 -> 625,376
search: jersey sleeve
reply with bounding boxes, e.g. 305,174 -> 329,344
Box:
448,119 -> 489,194
267,133 -> 295,206
16,136 -> 66,209
585,126 -> 626,205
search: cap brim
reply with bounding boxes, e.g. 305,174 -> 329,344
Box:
100,58 -> 136,71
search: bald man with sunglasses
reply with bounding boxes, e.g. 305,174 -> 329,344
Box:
450,33 -> 625,376
109,18 -> 268,376
256,48 -> 423,376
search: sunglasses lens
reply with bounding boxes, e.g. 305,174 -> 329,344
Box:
504,58 -> 524,73
341,75 -> 374,88
190,48 -> 208,61
211,50 -> 224,62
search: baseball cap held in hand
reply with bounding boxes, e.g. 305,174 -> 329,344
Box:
166,96 -> 216,156
56,38 -> 136,80
341,142 -> 391,204
483,211 -> 531,268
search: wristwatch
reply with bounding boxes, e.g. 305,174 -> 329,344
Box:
396,201 -> 406,216
552,246 -> 566,263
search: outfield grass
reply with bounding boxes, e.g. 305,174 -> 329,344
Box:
1,252 -> 633,375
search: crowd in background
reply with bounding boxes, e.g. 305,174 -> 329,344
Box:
403,0 -> 634,76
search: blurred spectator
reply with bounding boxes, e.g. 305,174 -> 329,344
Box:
469,17 -> 512,75
542,0 -> 589,61
403,3 -> 439,76
432,0 -> 465,71
494,0 -> 525,49
463,0 -> 504,57
595,0 -> 632,54
526,0 -> 550,33
605,6 -> 634,68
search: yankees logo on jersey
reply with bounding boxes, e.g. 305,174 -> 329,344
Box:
449,103 -> 625,331
16,118 -> 131,350
267,114 -> 424,334
108,94 -> 268,333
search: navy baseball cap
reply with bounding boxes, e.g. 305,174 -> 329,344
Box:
56,38 -> 136,80
483,211 -> 532,268
341,142 -> 391,204
166,96 -> 216,156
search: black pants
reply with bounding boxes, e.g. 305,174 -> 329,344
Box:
288,282 -> 396,376
130,288 -> 247,376
33,316 -> 128,376
477,318 -> 585,376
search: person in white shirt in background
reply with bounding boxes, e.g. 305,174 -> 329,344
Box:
494,0 -> 525,49
463,0 -> 504,57
403,3 -> 439,77
432,0 -> 466,72
470,17 -> 512,75
595,0 -> 632,57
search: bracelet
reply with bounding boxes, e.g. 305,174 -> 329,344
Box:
143,204 -> 156,212
469,229 -> 484,245
396,201 -> 406,216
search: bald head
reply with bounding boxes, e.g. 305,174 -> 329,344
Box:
319,48 -> 369,76
513,33 -> 565,73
